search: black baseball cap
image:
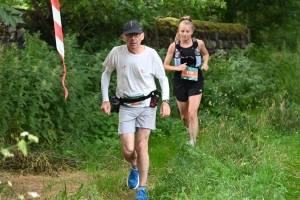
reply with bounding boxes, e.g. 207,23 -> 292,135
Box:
123,20 -> 143,34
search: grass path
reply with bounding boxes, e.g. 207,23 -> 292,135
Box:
275,133 -> 300,199
1,126 -> 299,199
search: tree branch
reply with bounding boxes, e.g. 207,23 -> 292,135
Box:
30,0 -> 54,36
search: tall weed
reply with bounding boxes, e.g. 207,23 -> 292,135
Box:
204,45 -> 268,116
248,42 -> 300,105
265,99 -> 300,134
203,42 -> 300,122
0,33 -> 116,149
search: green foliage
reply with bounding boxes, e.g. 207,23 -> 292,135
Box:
0,32 -> 118,148
153,0 -> 226,20
66,0 -> 227,51
57,0 -> 158,51
3,0 -> 300,52
280,132 -> 300,199
248,42 -> 300,105
266,100 -> 300,134
0,3 -> 25,28
219,0 -> 300,49
3,0 -> 226,52
0,131 -> 39,199
202,42 -> 300,118
1,131 -> 38,161
1,1 -> 300,199
54,184 -> 87,200
0,0 -> 30,9
203,45 -> 267,116
68,110 -> 298,199
150,114 -> 289,199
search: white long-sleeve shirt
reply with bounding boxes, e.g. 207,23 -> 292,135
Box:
101,45 -> 169,107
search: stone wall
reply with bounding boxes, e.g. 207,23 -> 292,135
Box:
1,17 -> 251,54
144,17 -> 251,54
0,20 -> 26,49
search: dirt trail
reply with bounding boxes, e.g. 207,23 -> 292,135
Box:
0,171 -> 88,199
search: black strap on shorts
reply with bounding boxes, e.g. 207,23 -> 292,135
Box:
119,90 -> 161,105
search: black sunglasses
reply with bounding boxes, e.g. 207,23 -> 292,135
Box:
125,33 -> 142,38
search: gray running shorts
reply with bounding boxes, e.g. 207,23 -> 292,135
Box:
118,105 -> 157,134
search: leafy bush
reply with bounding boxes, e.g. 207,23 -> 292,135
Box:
249,43 -> 300,105
2,30 -> 300,151
0,33 -> 117,148
202,42 -> 300,118
0,3 -> 25,27
0,131 -> 40,199
203,45 -> 267,116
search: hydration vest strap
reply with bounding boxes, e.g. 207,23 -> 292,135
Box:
192,38 -> 198,49
175,40 -> 180,52
175,38 -> 198,51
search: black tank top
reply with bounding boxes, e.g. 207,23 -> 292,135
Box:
173,40 -> 203,79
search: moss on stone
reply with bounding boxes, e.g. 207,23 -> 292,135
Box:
156,17 -> 179,34
156,17 -> 247,37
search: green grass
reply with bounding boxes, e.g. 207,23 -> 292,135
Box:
1,108 -> 298,200
59,109 -> 299,200
273,132 -> 300,199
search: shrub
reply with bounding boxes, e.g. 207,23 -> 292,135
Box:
0,33 -> 117,148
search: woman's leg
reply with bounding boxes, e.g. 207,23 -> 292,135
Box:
188,94 -> 202,141
177,100 -> 189,129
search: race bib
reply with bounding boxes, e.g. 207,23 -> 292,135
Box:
181,66 -> 198,81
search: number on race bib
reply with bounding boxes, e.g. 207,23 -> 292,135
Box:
181,66 -> 198,81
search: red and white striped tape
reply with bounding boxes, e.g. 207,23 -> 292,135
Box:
51,0 -> 68,99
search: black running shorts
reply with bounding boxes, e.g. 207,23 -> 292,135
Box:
172,77 -> 204,102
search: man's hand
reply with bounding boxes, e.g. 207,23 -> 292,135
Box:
160,102 -> 170,118
101,101 -> 111,115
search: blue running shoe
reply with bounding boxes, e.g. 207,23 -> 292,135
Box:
127,168 -> 139,189
136,189 -> 148,200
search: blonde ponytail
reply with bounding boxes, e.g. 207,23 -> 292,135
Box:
174,33 -> 180,41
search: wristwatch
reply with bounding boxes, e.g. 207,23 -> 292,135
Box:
162,99 -> 170,104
